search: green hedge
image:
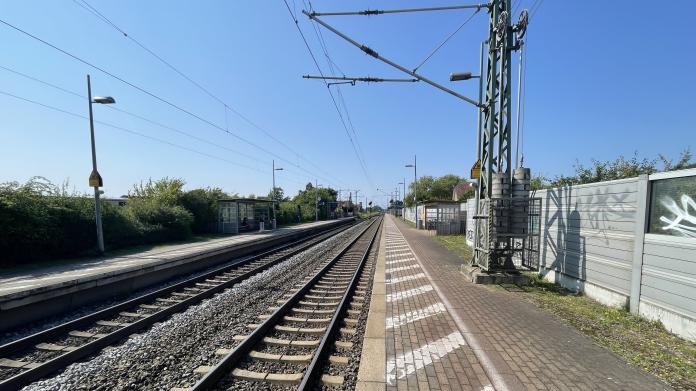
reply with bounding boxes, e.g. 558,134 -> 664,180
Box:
0,178 -> 205,267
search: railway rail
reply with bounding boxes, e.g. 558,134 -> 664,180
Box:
185,216 -> 382,391
0,221 -> 357,390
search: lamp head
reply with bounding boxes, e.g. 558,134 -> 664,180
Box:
92,96 -> 116,104
449,72 -> 477,81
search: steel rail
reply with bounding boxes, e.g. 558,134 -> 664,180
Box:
298,218 -> 381,389
191,217 -> 381,390
0,221 -> 355,390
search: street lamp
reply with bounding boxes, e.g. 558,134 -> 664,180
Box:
87,74 -> 115,254
405,154 -> 417,228
449,71 -> 480,81
272,160 -> 283,229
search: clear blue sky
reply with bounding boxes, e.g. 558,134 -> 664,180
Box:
1,1 -> 694,207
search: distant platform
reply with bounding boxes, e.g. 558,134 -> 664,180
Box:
357,215 -> 669,390
0,218 -> 353,332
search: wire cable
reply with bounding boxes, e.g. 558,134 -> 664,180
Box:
413,8 -> 480,73
306,0 -> 370,169
530,0 -> 545,18
0,64 -> 314,184
282,0 -> 374,188
73,0 -> 343,187
0,17 -> 339,188
0,89 -> 276,177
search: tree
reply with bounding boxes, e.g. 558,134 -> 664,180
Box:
129,177 -> 185,206
403,174 -> 465,207
267,187 -> 285,203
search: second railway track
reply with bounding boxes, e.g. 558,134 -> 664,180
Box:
0,221 -> 357,390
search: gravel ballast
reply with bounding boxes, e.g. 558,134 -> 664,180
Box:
22,222 -> 366,391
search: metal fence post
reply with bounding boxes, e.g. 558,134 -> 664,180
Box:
629,174 -> 650,314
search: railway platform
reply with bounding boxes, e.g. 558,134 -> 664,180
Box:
358,215 -> 670,391
0,218 -> 352,332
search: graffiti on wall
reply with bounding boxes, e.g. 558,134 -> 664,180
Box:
659,194 -> 696,238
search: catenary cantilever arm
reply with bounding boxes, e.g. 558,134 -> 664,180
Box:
303,10 -> 484,108
309,3 -> 491,17
303,75 -> 419,83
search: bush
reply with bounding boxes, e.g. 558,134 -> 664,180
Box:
180,188 -> 224,234
0,177 -> 195,267
124,199 -> 193,243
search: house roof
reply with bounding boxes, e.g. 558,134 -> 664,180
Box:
452,182 -> 473,201
218,198 -> 273,204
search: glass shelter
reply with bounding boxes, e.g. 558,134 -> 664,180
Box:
218,198 -> 273,234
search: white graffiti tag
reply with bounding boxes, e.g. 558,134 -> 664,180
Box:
660,194 -> 696,238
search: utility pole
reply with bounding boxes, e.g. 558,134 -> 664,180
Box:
272,160 -> 283,229
402,178 -> 406,219
405,155 -> 417,228
355,189 -> 360,216
315,179 -> 318,221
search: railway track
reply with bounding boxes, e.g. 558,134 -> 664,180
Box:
184,216 -> 382,391
0,221 -> 356,390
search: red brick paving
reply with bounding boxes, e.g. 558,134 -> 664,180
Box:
385,215 -> 671,391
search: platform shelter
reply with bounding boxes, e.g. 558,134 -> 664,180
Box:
217,198 -> 273,233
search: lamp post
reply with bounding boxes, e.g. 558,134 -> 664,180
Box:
87,75 -> 115,254
314,180 -> 323,221
272,160 -> 283,229
399,179 -> 406,219
405,155 -> 417,228
451,41 -> 486,256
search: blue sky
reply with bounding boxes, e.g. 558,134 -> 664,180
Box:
1,1 -> 694,207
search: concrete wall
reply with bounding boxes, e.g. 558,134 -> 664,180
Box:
533,169 -> 696,342
535,177 -> 639,308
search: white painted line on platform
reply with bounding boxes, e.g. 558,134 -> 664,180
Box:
390,217 -> 505,391
385,258 -> 416,266
386,302 -> 446,330
386,284 -> 434,302
385,264 -> 420,273
385,273 -> 426,285
386,331 -> 466,385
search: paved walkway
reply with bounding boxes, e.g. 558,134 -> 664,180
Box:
0,219 -> 342,301
375,215 -> 670,391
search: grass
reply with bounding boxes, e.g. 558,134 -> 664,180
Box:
427,234 -> 696,391
433,234 -> 473,260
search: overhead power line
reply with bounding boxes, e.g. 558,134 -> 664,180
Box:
0,89 -> 271,177
413,8 -> 481,72
0,63 -> 321,184
0,17 -> 339,188
282,0 -> 374,188
305,0 -> 370,170
72,0 -> 343,187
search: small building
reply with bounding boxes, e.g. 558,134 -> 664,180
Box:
420,200 -> 464,235
218,198 -> 273,234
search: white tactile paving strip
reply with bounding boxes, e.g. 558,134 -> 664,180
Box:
383,218 -> 493,390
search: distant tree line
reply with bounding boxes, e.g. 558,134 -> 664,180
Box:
0,177 -> 350,267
